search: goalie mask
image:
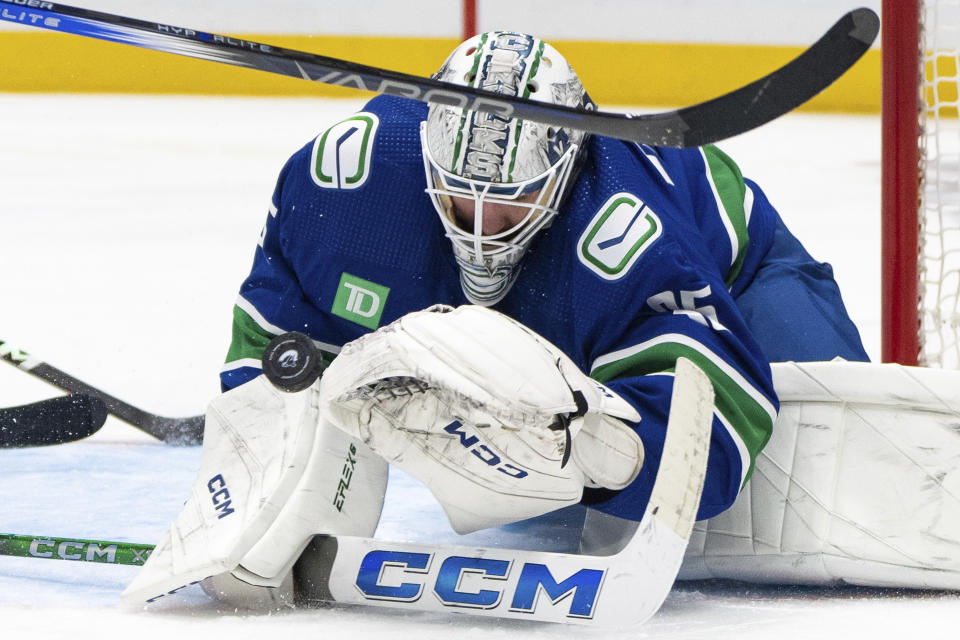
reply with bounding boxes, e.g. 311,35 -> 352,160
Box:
422,31 -> 595,306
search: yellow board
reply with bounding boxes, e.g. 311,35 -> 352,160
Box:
0,32 -> 880,112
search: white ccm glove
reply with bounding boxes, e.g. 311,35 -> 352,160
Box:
319,304 -> 644,534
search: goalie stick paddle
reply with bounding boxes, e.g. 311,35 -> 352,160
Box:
0,2 -> 878,147
0,395 -> 106,448
0,340 -> 203,446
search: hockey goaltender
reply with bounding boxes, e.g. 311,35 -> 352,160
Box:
120,30 -> 960,626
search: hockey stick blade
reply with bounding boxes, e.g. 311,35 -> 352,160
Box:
0,533 -> 154,566
293,357 -> 715,627
0,395 -> 106,448
0,2 -> 877,147
0,340 -> 203,445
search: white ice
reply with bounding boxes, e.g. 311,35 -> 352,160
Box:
1,94 -> 955,639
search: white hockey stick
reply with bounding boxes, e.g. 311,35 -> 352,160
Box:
294,357 -> 714,627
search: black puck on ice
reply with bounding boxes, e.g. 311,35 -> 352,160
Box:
262,332 -> 324,392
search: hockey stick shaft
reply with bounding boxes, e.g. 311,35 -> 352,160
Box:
0,340 -> 203,445
0,2 -> 878,147
0,533 -> 153,566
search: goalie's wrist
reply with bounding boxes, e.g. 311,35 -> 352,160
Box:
571,414 -> 645,490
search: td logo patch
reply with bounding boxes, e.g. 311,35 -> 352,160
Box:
332,273 -> 389,329
310,113 -> 379,190
577,192 -> 662,280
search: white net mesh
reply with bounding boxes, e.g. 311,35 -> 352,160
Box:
921,0 -> 960,367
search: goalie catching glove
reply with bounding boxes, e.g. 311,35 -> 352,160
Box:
320,304 -> 644,533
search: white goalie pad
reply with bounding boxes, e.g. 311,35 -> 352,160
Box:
122,376 -> 387,605
680,360 -> 960,590
319,304 -> 642,534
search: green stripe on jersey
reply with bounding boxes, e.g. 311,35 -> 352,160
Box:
590,334 -> 775,488
702,145 -> 750,288
224,304 -> 340,373
224,304 -> 276,366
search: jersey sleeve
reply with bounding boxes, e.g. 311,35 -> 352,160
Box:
219,95 -> 432,392
579,144 -> 779,522
220,151 -> 338,391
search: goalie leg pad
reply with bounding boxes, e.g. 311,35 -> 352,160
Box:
122,376 -> 387,604
123,375 -> 317,604
680,361 -> 960,590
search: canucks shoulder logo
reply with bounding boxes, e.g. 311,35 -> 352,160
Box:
310,113 -> 380,190
578,192 -> 662,280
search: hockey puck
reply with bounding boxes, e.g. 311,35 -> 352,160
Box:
262,332 -> 324,392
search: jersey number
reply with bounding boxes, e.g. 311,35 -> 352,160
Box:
647,285 -> 728,332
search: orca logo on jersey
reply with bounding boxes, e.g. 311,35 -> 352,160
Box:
310,113 -> 379,190
577,192 -> 662,280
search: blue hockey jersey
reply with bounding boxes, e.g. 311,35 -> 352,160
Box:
221,95 -> 783,522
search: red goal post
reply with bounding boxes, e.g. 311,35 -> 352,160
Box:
462,0 -> 477,40
882,0 -> 921,365
882,0 -> 960,367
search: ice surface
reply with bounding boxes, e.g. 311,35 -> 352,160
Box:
1,94 -> 955,639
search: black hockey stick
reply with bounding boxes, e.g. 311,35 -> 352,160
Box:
0,340 -> 203,445
0,395 -> 107,448
0,2 -> 878,147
